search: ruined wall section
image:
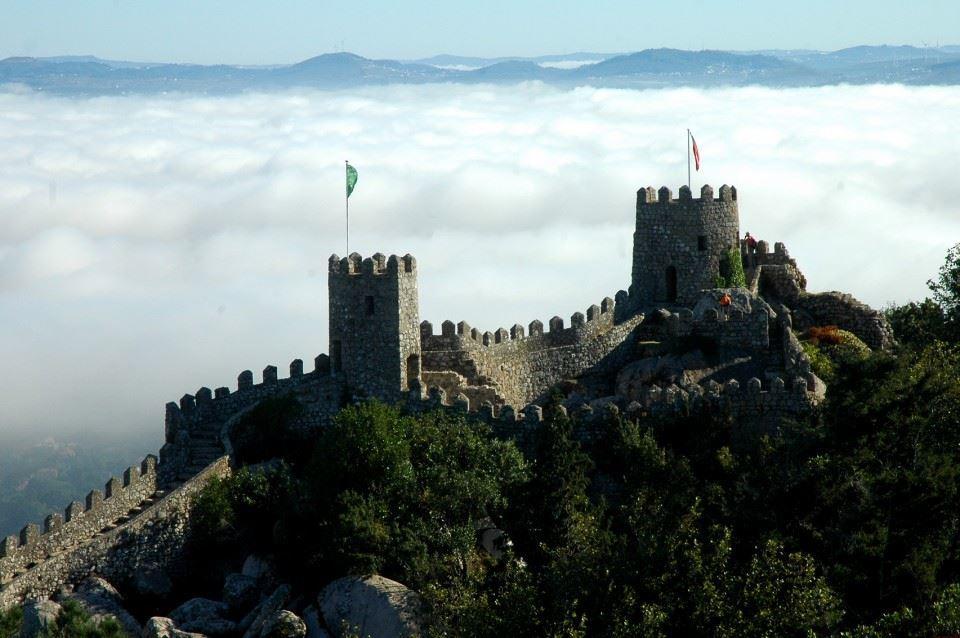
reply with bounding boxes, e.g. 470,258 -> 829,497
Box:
0,458 -> 230,609
328,253 -> 420,403
420,294 -> 645,408
794,291 -> 895,350
632,184 -> 740,307
0,456 -> 158,587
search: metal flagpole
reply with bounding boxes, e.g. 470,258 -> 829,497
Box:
687,129 -> 691,190
345,160 -> 349,255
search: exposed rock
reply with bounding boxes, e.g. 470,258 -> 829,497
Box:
260,610 -> 306,638
21,599 -> 61,638
169,598 -> 235,637
302,606 -> 333,638
134,563 -> 174,598
693,288 -> 761,318
241,584 -> 291,638
142,616 -> 207,638
223,573 -> 260,612
319,575 -> 422,638
68,576 -> 141,638
242,554 -> 275,582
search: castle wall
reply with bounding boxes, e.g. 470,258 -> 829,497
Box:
160,356 -> 343,484
328,253 -> 420,403
794,291 -> 894,350
0,458 -> 230,609
632,185 -> 740,307
0,456 -> 158,586
420,295 -> 644,408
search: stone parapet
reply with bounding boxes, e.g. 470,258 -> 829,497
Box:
0,455 -> 158,587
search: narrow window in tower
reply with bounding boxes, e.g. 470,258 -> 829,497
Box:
698,235 -> 707,251
365,295 -> 375,316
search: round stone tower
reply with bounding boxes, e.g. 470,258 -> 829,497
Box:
630,184 -> 740,307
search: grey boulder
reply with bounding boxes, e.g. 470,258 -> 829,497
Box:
223,573 -> 260,612
169,598 -> 235,637
68,576 -> 142,637
318,575 -> 422,638
20,599 -> 61,638
142,617 -> 207,638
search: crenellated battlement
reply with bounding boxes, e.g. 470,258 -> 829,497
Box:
405,369 -> 821,445
328,252 -> 417,276
420,292 -> 625,353
632,184 -> 741,307
636,184 -> 738,207
0,455 -> 158,585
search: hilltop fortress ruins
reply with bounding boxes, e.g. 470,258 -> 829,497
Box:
0,183 -> 893,608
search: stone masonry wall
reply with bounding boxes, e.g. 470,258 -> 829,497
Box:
0,456 -> 158,586
160,356 -> 343,484
0,457 -> 230,609
420,295 -> 645,407
795,291 -> 895,350
632,184 -> 740,307
328,253 -> 420,403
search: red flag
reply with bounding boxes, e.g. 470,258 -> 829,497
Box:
691,133 -> 700,171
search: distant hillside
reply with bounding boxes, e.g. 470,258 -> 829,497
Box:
1,44 -> 959,95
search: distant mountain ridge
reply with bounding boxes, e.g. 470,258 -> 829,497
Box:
2,45 -> 959,94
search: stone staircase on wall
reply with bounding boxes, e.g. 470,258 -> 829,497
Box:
176,423 -> 225,482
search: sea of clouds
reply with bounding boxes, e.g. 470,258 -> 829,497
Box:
0,81 -> 958,439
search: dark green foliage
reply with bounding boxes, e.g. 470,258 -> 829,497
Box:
49,600 -> 127,638
885,243 -> 960,347
929,243 -> 960,321
0,601 -> 127,638
886,298 -> 953,347
0,606 -> 21,638
717,247 -> 747,288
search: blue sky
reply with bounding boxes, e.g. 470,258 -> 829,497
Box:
1,0 -> 959,63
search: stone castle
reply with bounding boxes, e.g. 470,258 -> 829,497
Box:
0,183 -> 893,609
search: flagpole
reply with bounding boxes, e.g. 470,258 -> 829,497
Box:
687,129 -> 691,190
345,160 -> 349,255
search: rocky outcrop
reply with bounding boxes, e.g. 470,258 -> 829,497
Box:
260,610 -> 307,638
67,576 -> 141,638
223,573 -> 259,613
241,584 -> 291,638
20,599 -> 60,638
318,575 -> 421,638
169,597 -> 235,637
143,616 -> 207,638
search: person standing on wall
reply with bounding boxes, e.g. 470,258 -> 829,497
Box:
744,232 -> 758,267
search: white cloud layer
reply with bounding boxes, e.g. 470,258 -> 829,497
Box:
0,82 -> 958,439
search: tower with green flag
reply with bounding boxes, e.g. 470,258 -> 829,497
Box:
345,161 -> 358,254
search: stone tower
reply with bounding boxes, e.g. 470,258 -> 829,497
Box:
328,252 -> 421,402
631,184 -> 740,306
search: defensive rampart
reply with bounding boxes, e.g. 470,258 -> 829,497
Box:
0,457 -> 230,609
161,355 -> 344,483
0,456 -> 158,587
420,293 -> 645,407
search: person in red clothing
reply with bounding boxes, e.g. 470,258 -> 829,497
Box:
719,291 -> 732,320
744,232 -> 758,266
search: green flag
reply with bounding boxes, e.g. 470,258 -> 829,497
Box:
346,163 -> 358,198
